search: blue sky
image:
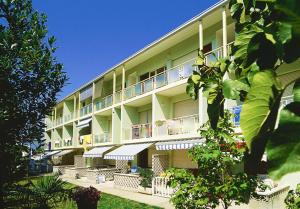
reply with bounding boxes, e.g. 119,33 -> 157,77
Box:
33,0 -> 219,100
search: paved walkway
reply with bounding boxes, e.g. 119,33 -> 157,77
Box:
61,176 -> 174,209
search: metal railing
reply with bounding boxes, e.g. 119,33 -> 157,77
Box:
80,103 -> 93,117
156,114 -> 199,136
54,140 -> 62,148
114,90 -> 122,104
95,94 -> 113,111
63,138 -> 73,147
55,117 -> 63,126
93,132 -> 111,144
123,43 -> 233,101
64,112 -> 74,123
204,42 -> 234,65
125,123 -> 152,140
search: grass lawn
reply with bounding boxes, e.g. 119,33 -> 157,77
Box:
16,176 -> 162,209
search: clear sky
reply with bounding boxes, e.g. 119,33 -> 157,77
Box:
33,0 -> 219,100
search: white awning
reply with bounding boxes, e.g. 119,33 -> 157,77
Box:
76,117 -> 92,129
43,150 -> 61,158
155,139 -> 205,150
83,146 -> 113,158
104,143 -> 152,160
53,149 -> 74,157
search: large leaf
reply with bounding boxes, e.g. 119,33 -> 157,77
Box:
240,70 -> 283,149
223,79 -> 250,100
267,102 -> 300,180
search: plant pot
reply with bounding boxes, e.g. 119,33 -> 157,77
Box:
138,186 -> 152,195
76,202 -> 97,209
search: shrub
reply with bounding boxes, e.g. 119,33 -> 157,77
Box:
285,184 -> 300,209
73,186 -> 101,209
139,168 -> 154,188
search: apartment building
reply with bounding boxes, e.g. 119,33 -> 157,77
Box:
44,0 -> 299,180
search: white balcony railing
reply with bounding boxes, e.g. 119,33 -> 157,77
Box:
156,114 -> 199,136
95,94 -> 113,111
80,103 -> 93,117
64,112 -> 74,123
125,123 -> 152,140
55,117 -> 63,126
114,90 -> 122,104
124,78 -> 154,99
63,138 -> 73,147
93,132 -> 111,144
123,43 -> 233,101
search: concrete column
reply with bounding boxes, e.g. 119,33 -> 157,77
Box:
198,20 -> 207,126
113,70 -> 116,104
222,6 -> 228,57
199,20 -> 203,50
122,65 -> 125,101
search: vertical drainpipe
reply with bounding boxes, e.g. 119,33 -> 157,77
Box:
122,65 -> 125,101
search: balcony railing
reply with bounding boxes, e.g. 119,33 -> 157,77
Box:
55,117 -> 63,126
125,123 -> 152,140
80,103 -> 93,117
114,90 -> 122,104
204,42 -> 234,65
281,95 -> 293,108
156,114 -> 199,136
93,132 -> 111,144
54,140 -> 62,148
123,44 -> 233,101
63,138 -> 73,147
64,112 -> 74,123
95,94 -> 113,111
124,78 -> 155,99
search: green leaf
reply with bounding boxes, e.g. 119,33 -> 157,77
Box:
293,79 -> 300,102
223,79 -> 250,100
240,70 -> 283,149
267,101 -> 300,179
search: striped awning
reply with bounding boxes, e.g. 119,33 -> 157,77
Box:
76,117 -> 92,129
53,149 -> 74,157
155,139 -> 205,150
43,150 -> 61,158
104,143 -> 152,160
83,146 -> 113,158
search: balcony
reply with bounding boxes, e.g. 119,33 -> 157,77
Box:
54,140 -> 62,148
64,112 -> 74,123
155,114 -> 199,136
114,90 -> 122,104
205,42 -> 233,65
125,123 -> 152,140
93,132 -> 111,144
80,104 -> 93,117
55,117 -> 63,126
63,138 -> 73,147
124,78 -> 154,100
95,94 -> 113,111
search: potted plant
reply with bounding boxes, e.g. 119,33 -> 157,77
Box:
138,168 -> 154,195
73,186 -> 101,209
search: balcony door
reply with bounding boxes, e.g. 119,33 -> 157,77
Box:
139,109 -> 152,124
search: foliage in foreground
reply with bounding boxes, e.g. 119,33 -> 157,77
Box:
0,0 -> 67,205
285,184 -> 300,209
4,174 -> 71,209
139,167 -> 154,188
167,113 -> 265,209
187,0 -> 300,177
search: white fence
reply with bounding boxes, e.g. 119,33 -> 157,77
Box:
152,177 -> 174,198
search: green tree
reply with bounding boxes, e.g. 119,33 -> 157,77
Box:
168,113 -> 264,209
188,0 -> 300,177
0,0 -> 67,206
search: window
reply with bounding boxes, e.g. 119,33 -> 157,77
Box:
139,66 -> 166,82
203,43 -> 212,54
